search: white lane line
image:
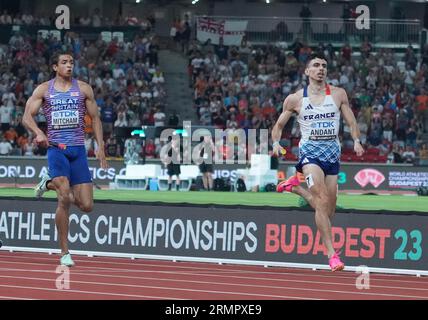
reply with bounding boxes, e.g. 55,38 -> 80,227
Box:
0,271 -> 426,300
0,276 -> 320,300
0,284 -> 185,300
2,267 -> 428,293
0,295 -> 35,300
5,250 -> 425,282
2,251 -> 425,281
0,257 -> 426,286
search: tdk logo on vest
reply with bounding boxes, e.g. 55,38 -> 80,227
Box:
303,112 -> 335,121
53,111 -> 78,117
311,121 -> 334,128
305,104 -> 314,110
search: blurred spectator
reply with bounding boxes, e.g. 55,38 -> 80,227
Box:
406,121 -> 418,148
360,37 -> 372,59
382,115 -> 394,142
153,106 -> 166,136
368,117 -> 382,146
391,144 -> 404,163
341,42 -> 352,62
144,138 -> 156,158
395,109 -> 408,141
0,102 -> 13,133
416,88 -> 428,127
379,138 -> 392,156
404,45 -> 417,70
22,139 -> 35,156
419,143 -> 428,165
214,38 -> 229,62
170,18 -> 181,51
422,44 -> 428,66
79,16 -> 91,26
92,8 -> 102,27
105,134 -> 121,157
180,15 -> 191,54
101,98 -> 116,135
4,127 -> 17,145
154,106 -> 166,127
299,5 -> 312,42
114,111 -> 128,127
0,10 -> 12,24
0,135 -> 13,155
402,145 -> 416,164
168,110 -> 179,127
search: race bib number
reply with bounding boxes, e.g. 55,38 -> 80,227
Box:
52,110 -> 79,130
306,174 -> 314,188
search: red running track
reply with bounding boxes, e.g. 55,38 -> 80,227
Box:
0,251 -> 427,300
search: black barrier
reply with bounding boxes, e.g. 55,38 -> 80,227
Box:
0,198 -> 427,274
0,157 -> 427,193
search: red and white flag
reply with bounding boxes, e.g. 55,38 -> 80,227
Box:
196,17 -> 247,46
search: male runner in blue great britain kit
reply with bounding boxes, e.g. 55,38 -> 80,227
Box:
23,51 -> 108,267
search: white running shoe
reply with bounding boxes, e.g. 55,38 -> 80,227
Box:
35,174 -> 51,198
60,253 -> 75,267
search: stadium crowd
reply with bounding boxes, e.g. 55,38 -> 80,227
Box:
0,9 -> 155,29
188,36 -> 428,165
0,22 -> 169,159
0,15 -> 427,166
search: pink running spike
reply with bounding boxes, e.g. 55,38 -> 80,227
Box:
277,175 -> 300,193
329,252 -> 345,272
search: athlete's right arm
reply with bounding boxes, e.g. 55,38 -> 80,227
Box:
271,94 -> 297,156
23,83 -> 48,146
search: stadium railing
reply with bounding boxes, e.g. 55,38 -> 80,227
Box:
194,16 -> 422,49
0,24 -> 146,43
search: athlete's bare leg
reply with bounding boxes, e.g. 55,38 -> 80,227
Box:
291,184 -> 315,208
290,175 -> 338,215
50,177 -> 73,255
47,178 -> 93,255
325,175 -> 339,219
47,180 -> 93,212
71,183 -> 94,213
302,164 -> 336,258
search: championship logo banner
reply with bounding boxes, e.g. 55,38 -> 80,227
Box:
1,199 -> 428,275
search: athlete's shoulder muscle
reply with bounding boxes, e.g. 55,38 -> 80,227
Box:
283,89 -> 303,113
32,81 -> 49,99
77,80 -> 93,98
24,82 -> 49,117
329,85 -> 347,109
330,86 -> 347,98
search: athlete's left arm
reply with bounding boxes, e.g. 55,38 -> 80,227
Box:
81,82 -> 108,169
338,88 -> 364,157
